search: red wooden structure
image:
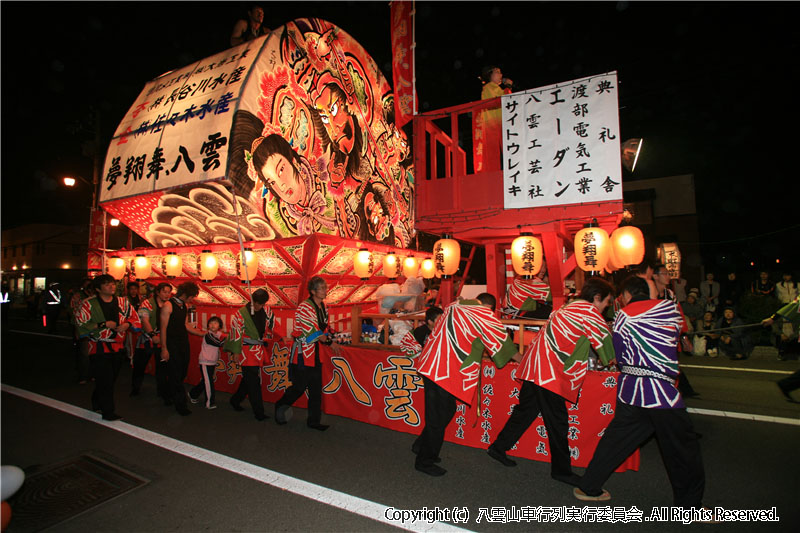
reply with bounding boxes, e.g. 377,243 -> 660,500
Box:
413,97 -> 624,309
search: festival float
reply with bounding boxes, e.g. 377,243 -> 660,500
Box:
92,14 -> 640,471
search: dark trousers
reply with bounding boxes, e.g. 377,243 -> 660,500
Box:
579,402 -> 705,507
231,366 -> 263,416
719,337 -> 747,359
414,376 -> 457,468
45,308 -> 60,333
166,342 -> 191,409
275,363 -> 323,425
131,346 -> 168,398
492,380 -> 573,477
677,370 -> 697,397
190,364 -> 217,406
778,369 -> 800,394
75,334 -> 90,383
90,348 -> 125,417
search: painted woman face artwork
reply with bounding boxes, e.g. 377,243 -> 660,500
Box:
101,18 -> 414,249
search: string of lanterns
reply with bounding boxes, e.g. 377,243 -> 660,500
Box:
104,226 -> 649,283
107,246 -> 448,283
507,224 -> 646,278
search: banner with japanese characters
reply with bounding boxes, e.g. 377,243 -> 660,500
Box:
502,72 -> 622,209
101,18 -> 414,249
102,41 -> 257,202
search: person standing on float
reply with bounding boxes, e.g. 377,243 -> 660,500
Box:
473,66 -> 514,172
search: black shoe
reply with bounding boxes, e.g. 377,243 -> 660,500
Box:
415,463 -> 447,476
777,382 -> 796,402
487,446 -> 517,467
230,399 -> 244,412
308,423 -> 330,431
275,405 -> 291,424
255,413 -> 270,421
102,413 -> 123,421
176,406 -> 192,416
91,403 -> 101,413
410,443 -> 441,463
551,472 -> 582,487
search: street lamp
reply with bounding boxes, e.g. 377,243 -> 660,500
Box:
61,173 -> 102,273
62,175 -> 92,189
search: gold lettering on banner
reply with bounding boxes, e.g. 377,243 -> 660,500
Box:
374,355 -> 423,426
263,342 -> 292,391
323,357 -> 372,406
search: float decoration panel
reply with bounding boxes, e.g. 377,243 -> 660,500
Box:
101,18 -> 414,249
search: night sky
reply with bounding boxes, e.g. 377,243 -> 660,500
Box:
2,1 -> 799,270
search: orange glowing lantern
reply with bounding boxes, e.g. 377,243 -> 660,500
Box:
433,235 -> 460,279
606,238 -> 624,272
402,256 -> 419,278
238,248 -> 259,282
574,226 -> 610,272
133,254 -> 151,279
353,248 -> 375,280
382,252 -> 400,279
511,233 -> 543,279
421,258 -> 435,279
107,256 -> 126,280
163,252 -> 183,278
198,250 -> 218,282
611,226 -> 645,267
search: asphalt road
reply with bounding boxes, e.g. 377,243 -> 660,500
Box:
1,317 -> 798,532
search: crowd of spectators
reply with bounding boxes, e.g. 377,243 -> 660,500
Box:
678,269 -> 797,360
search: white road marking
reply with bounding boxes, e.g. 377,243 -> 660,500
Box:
1,384 -> 470,533
8,330 -> 73,340
681,363 -> 795,375
688,407 -> 800,425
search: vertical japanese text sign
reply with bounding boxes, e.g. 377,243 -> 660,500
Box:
100,39 -> 264,203
502,72 -> 622,209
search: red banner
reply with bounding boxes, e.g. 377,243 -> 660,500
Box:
390,1 -> 414,128
178,340 -> 637,472
87,208 -> 105,274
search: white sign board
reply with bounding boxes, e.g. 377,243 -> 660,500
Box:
502,72 -> 622,209
100,39 -> 263,202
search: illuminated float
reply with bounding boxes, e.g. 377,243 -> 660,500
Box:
92,17 -> 636,471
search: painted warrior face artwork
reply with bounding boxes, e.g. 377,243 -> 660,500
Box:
99,18 -> 414,258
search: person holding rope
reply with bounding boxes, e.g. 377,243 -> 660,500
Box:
412,293 -> 518,476
488,277 -> 615,487
160,282 -> 206,416
274,276 -> 341,430
763,295 -> 800,402
76,275 -> 142,421
227,289 -> 277,421
575,276 -> 706,506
